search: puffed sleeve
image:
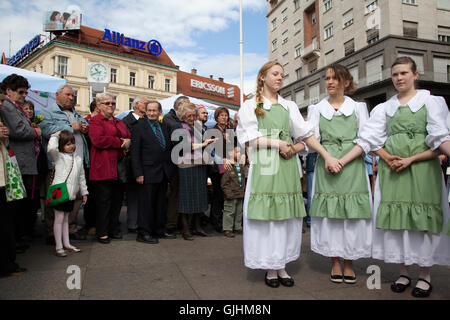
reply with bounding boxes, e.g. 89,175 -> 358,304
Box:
306,104 -> 320,140
355,103 -> 388,154
355,102 -> 369,140
289,101 -> 314,140
425,96 -> 450,150
236,100 -> 262,145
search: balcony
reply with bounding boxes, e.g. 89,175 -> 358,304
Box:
301,40 -> 320,61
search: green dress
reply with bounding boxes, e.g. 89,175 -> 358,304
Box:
247,104 -> 306,221
377,106 -> 443,233
310,112 -> 372,219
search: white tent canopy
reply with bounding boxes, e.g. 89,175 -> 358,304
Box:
117,94 -> 237,128
0,64 -> 67,112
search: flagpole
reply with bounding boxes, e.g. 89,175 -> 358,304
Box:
239,0 -> 244,107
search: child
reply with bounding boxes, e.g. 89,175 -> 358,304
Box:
47,130 -> 88,257
221,142 -> 248,238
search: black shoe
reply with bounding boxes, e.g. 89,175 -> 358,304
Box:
128,228 -> 138,234
343,275 -> 357,284
411,278 -> 432,298
192,230 -> 208,237
182,233 -> 194,241
109,231 -> 123,239
391,275 -> 411,293
278,275 -> 295,287
158,232 -> 176,239
70,232 -> 87,241
330,273 -> 344,284
136,234 -> 159,244
265,272 -> 280,288
97,236 -> 111,244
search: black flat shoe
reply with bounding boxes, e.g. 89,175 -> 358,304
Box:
265,272 -> 279,288
182,233 -> 194,241
192,230 -> 208,237
343,275 -> 357,284
136,234 -> 159,244
412,278 -> 433,298
278,275 -> 294,287
391,275 -> 411,293
330,273 -> 343,284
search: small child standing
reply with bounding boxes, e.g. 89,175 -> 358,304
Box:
47,130 -> 88,257
221,144 -> 248,238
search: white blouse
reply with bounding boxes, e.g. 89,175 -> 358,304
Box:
356,90 -> 450,153
236,95 -> 314,146
307,96 -> 369,143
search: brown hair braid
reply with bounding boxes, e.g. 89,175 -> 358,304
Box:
255,61 -> 283,118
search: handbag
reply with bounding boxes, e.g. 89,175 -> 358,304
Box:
45,156 -> 74,207
4,146 -> 27,202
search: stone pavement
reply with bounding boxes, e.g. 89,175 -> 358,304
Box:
1,208 -> 449,300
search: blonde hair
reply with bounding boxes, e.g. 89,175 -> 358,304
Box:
255,61 -> 283,118
178,103 -> 197,121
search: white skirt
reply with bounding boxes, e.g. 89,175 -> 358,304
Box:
372,175 -> 450,267
310,163 -> 373,260
243,157 -> 303,270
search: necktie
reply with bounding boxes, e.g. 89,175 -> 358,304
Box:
152,121 -> 165,149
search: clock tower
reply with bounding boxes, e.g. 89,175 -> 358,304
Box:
88,62 -> 110,102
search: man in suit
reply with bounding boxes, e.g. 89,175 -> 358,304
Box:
131,101 -> 175,244
121,96 -> 148,234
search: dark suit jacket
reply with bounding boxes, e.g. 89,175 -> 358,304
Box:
130,120 -> 174,184
122,111 -> 147,133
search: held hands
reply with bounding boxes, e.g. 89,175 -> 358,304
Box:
390,157 -> 413,172
325,156 -> 343,174
202,138 -> 217,147
121,138 -> 131,150
82,195 -> 88,205
0,122 -> 9,139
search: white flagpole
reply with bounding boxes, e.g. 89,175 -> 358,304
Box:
239,0 -> 244,107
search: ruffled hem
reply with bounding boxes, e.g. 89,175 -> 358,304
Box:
310,192 -> 372,219
376,202 -> 443,233
311,245 -> 371,260
247,192 -> 306,220
371,250 -> 450,267
244,253 -> 300,270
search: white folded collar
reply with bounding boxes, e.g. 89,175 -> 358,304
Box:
386,90 -> 430,117
256,95 -> 289,111
317,96 -> 355,120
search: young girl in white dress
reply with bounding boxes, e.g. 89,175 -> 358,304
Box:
307,65 -> 372,284
356,57 -> 450,298
236,61 -> 342,288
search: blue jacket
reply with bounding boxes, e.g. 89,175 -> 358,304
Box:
40,103 -> 90,169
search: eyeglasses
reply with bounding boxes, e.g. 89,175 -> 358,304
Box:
101,101 -> 116,106
17,90 -> 28,95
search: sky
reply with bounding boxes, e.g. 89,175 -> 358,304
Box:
0,0 -> 269,95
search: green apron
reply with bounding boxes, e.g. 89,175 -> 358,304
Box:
310,112 -> 372,219
247,104 -> 306,221
377,106 -> 443,233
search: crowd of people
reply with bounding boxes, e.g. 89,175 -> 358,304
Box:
0,56 -> 449,299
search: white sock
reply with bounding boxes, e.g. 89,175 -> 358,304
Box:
266,269 -> 277,280
395,264 -> 410,286
416,267 -> 431,290
277,269 -> 290,278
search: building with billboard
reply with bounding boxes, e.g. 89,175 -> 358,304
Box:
266,0 -> 450,112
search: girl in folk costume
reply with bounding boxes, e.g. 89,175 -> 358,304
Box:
236,61 -> 342,288
48,130 -> 88,257
356,57 -> 450,298
307,65 -> 372,284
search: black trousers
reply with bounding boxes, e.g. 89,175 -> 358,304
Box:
138,178 -> 168,237
83,167 -> 96,229
0,188 -> 17,275
93,180 -> 124,238
209,172 -> 224,229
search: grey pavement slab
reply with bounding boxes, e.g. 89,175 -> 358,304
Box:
1,208 -> 449,300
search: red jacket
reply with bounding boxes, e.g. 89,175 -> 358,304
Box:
88,113 -> 130,181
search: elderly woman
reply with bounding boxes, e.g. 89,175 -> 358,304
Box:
0,74 -> 41,251
176,103 -> 216,240
89,92 -> 131,244
0,93 -> 27,277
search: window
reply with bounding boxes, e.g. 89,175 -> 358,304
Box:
309,59 -> 318,74
367,28 -> 379,44
57,56 -> 68,75
365,0 -> 378,14
271,18 -> 277,31
148,75 -> 155,89
448,65 -> 450,83
294,0 -> 300,11
325,50 -> 335,65
398,52 -> 424,74
343,9 -> 353,28
295,44 -> 302,58
73,89 -> 78,105
129,98 -> 134,110
324,23 -> 333,40
295,89 -> 305,105
344,39 -> 355,56
282,8 -> 288,22
129,72 -> 136,86
403,21 -> 418,38
438,26 -> 450,43
349,66 -> 359,84
324,0 -> 332,12
437,0 -> 450,10
165,79 -> 170,92
296,67 -> 302,80
402,0 -> 417,4
282,30 -> 288,44
312,36 -> 318,50
366,55 -> 383,84
309,83 -> 320,104
111,68 -> 117,83
294,19 -> 302,33
272,39 -> 278,51
311,12 -> 316,24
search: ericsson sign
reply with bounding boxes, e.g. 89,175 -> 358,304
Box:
190,79 -> 226,95
102,29 -> 162,56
